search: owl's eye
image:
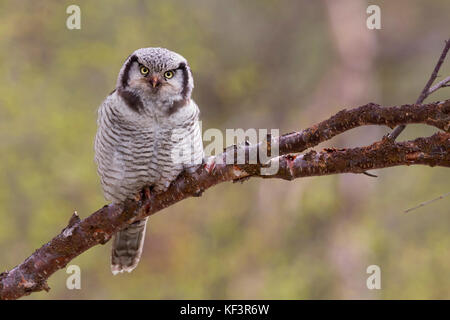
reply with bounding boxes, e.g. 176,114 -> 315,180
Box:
164,71 -> 174,79
140,66 -> 149,75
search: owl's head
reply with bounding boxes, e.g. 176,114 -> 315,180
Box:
117,47 -> 194,110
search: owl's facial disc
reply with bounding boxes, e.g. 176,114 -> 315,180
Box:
117,48 -> 194,113
138,65 -> 162,90
124,62 -> 184,96
139,70 -> 176,96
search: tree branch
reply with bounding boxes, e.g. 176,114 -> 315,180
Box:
1,98 -> 449,300
262,132 -> 450,180
389,38 -> 450,140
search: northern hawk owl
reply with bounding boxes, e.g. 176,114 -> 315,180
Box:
94,48 -> 203,274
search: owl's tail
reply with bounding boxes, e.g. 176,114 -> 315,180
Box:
111,218 -> 148,275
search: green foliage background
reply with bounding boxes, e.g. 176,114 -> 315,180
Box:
0,0 -> 449,299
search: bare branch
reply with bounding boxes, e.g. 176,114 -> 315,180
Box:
261,132 -> 450,180
404,191 -> 450,213
390,39 -> 450,140
0,98 -> 449,300
429,76 -> 450,95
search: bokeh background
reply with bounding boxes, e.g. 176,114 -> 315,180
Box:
0,0 -> 449,299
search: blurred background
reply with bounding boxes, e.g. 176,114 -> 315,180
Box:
0,0 -> 449,299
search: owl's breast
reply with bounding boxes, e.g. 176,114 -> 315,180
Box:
95,97 -> 203,202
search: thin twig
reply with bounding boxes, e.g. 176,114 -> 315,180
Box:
404,191 -> 450,213
362,171 -> 378,178
389,39 -> 450,140
428,75 -> 450,95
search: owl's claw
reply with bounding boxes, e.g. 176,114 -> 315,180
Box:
134,186 -> 152,202
183,163 -> 201,175
144,186 -> 152,199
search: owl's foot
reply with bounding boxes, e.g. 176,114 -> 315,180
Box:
182,160 -> 202,175
134,186 -> 153,202
144,186 -> 152,199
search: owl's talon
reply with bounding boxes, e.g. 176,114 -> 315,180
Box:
144,186 -> 152,199
184,163 -> 201,175
134,186 -> 152,202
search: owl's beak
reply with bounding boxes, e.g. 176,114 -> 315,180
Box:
149,75 -> 161,88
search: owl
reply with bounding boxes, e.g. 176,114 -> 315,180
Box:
94,48 -> 203,274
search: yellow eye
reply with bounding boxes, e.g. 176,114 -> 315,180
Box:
164,71 -> 174,79
140,66 -> 149,75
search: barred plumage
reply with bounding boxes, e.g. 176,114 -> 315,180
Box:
94,48 -> 203,274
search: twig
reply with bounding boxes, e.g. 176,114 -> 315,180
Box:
428,76 -> 450,95
362,171 -> 378,178
404,191 -> 450,213
389,39 -> 450,140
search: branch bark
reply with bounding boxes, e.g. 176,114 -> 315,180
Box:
0,98 -> 449,300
